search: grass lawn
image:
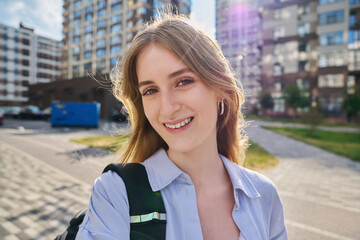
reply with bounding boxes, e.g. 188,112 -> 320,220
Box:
265,127 -> 360,162
71,134 -> 278,171
247,114 -> 360,129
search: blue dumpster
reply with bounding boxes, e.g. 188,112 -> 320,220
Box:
51,102 -> 101,127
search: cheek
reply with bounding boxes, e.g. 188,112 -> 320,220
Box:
142,101 -> 157,124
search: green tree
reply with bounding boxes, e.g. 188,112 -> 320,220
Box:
343,93 -> 360,123
283,84 -> 309,109
259,92 -> 274,110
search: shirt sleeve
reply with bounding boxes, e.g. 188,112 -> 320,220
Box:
269,187 -> 287,240
76,171 -> 130,240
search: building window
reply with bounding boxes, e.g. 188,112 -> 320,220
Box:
84,43 -> 92,51
136,6 -> 146,15
84,51 -> 92,59
348,50 -> 360,71
112,3 -> 121,12
111,14 -> 122,24
96,39 -> 106,48
84,33 -> 92,41
110,45 -> 121,54
74,0 -> 82,8
349,30 -> 360,48
97,9 -> 106,17
319,96 -> 343,113
127,10 -> 133,19
110,35 -> 122,45
319,31 -> 343,45
273,98 -> 285,112
297,22 -> 310,36
84,62 -> 92,70
85,24 -> 93,33
73,28 -> 81,36
347,76 -> 356,94
297,78 -> 310,90
273,63 -> 283,76
127,21 -> 133,29
298,61 -> 309,71
298,41 -> 309,52
85,5 -> 93,14
73,65 -> 80,71
298,3 -> 310,16
97,19 -> 107,29
318,74 -> 344,88
319,52 -> 344,68
73,46 -> 80,54
96,48 -> 106,57
110,57 -> 118,67
351,0 -> 360,5
319,0 -> 344,5
111,24 -> 122,33
127,32 -> 133,41
273,9 -> 283,20
96,59 -> 106,68
85,13 -> 93,21
74,10 -> 81,19
98,0 -> 106,9
73,36 -> 80,43
97,29 -> 106,38
136,19 -> 143,26
73,19 -> 81,26
274,26 -> 285,40
319,10 -> 344,25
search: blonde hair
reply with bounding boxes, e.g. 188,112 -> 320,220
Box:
112,11 -> 248,164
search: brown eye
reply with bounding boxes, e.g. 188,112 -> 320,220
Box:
142,88 -> 158,96
177,78 -> 194,86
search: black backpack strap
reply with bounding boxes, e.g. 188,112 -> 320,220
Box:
103,163 -> 166,240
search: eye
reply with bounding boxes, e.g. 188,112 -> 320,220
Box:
177,78 -> 194,87
142,88 -> 158,96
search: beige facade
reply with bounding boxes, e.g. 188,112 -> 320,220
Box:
0,23 -> 61,105
262,0 -> 358,119
62,0 -> 191,79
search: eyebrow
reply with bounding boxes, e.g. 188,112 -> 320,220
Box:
138,68 -> 193,89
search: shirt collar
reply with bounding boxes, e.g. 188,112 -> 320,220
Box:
220,154 -> 261,199
142,148 -> 261,200
142,149 -> 185,192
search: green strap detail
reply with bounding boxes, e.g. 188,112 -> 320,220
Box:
103,163 -> 166,240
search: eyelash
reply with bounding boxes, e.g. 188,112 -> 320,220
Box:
141,78 -> 194,96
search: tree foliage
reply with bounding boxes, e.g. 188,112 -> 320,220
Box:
260,92 -> 274,109
283,84 -> 309,109
343,92 -> 360,122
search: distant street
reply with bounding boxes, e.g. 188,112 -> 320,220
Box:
0,119 -> 360,239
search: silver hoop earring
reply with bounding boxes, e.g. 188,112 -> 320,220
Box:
219,100 -> 224,116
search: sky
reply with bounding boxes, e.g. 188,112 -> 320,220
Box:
0,0 -> 215,41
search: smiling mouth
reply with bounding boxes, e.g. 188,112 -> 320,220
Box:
164,117 -> 194,129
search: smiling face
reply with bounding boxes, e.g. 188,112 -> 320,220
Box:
136,43 -> 220,155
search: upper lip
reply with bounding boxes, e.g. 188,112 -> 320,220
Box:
163,117 -> 192,125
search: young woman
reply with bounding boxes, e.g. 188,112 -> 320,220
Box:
76,12 -> 287,240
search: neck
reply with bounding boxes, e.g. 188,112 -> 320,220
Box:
167,138 -> 228,187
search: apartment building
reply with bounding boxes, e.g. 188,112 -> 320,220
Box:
262,0 -> 359,119
215,0 -> 263,110
0,23 -> 61,105
62,0 -> 191,79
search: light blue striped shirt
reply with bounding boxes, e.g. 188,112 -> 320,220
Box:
76,149 -> 287,240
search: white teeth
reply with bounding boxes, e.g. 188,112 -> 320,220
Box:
165,117 -> 192,129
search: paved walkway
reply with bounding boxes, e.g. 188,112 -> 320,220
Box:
253,120 -> 360,133
246,121 -> 360,240
0,142 -> 92,240
1,119 -> 359,239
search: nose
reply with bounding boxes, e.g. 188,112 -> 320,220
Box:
160,91 -> 181,119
